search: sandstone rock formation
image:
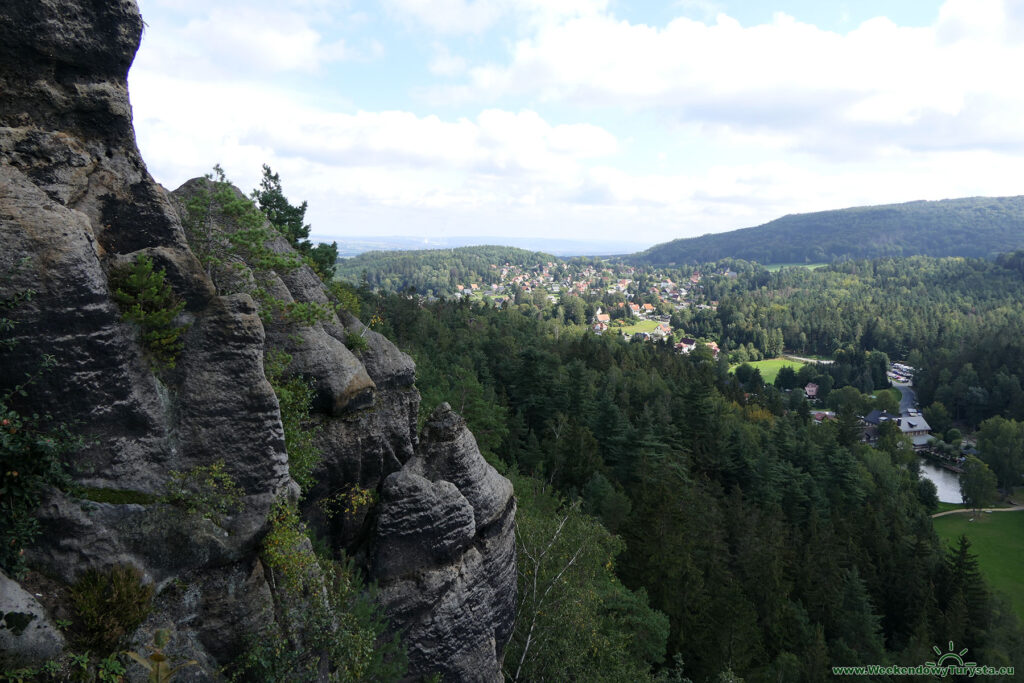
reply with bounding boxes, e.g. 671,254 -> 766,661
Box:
0,569 -> 66,667
0,1 -> 515,679
374,404 -> 516,682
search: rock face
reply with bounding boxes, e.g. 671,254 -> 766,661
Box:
0,569 -> 66,668
0,1 -> 515,679
374,404 -> 516,682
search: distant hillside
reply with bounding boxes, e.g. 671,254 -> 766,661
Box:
633,195 -> 1024,265
334,244 -> 557,296
328,235 -> 648,258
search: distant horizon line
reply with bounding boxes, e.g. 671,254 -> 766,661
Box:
311,234 -> 658,257
315,234 -> 653,244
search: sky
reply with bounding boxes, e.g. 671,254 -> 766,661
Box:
129,0 -> 1024,249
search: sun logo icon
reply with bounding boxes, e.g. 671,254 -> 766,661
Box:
925,641 -> 977,668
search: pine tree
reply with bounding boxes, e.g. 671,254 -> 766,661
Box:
942,535 -> 989,646
109,254 -> 187,369
830,567 -> 886,663
251,165 -> 338,279
252,164 -> 310,247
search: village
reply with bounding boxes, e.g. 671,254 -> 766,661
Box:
803,362 -> 977,478
448,258 -> 724,353
447,259 -> 983,480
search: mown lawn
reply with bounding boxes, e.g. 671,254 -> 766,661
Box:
933,511 -> 1024,621
730,357 -> 806,384
614,319 -> 661,335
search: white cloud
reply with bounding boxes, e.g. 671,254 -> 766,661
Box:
134,3 -> 371,80
128,0 -> 1024,245
673,0 -> 724,23
129,69 -> 620,214
380,0 -> 608,35
429,43 -> 467,76
183,10 -> 345,72
381,0 -> 505,35
442,0 -> 1024,160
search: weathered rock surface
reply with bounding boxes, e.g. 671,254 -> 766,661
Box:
0,0 -> 515,680
0,569 -> 66,668
374,404 -> 517,682
374,471 -> 477,579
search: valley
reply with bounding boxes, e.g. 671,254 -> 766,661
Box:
344,243 -> 1024,679
5,1 -> 1024,681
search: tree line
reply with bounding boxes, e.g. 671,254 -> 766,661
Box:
334,245 -> 555,297
632,195 -> 1024,265
357,286 -> 1024,681
694,256 -> 1024,428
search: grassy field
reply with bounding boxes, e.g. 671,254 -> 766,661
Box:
729,357 -> 806,384
763,262 -> 829,272
933,511 -> 1024,621
614,320 -> 661,335
935,501 -> 965,514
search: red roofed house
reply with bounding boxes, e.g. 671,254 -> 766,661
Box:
676,338 -> 697,353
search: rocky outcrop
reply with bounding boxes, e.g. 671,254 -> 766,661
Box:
374,405 -> 517,682
0,0 -> 515,679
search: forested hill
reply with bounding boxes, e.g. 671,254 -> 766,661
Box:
632,195 -> 1024,265
334,244 -> 556,296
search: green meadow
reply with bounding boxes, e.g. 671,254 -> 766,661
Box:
614,319 -> 661,335
729,357 -> 807,384
933,511 -> 1024,621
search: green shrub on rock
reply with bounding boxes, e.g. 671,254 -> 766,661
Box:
230,501 -> 406,681
0,397 -> 77,576
344,331 -> 368,353
328,280 -> 361,317
109,254 -> 187,370
263,350 -> 321,492
1,271 -> 79,576
163,460 -> 244,525
70,564 -> 153,652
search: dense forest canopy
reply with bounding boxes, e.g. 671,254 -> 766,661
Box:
352,274 -> 1024,681
346,245 -> 1024,432
699,256 -> 1024,428
334,245 -> 556,296
632,195 -> 1024,265
328,229 -> 1024,680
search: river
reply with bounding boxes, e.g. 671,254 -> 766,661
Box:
918,458 -> 962,503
